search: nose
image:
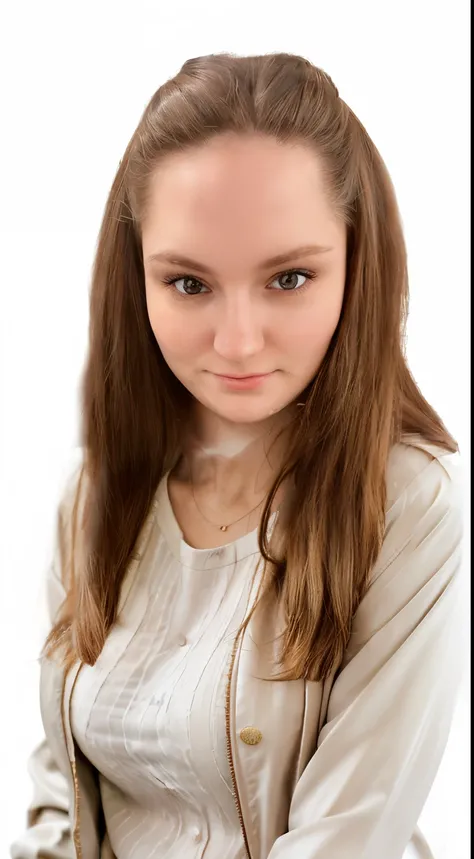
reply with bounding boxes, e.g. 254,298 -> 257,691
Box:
213,294 -> 265,362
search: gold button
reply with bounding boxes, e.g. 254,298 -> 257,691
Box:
239,726 -> 263,745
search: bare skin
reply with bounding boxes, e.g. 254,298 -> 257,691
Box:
167,405 -> 295,548
142,133 -> 347,548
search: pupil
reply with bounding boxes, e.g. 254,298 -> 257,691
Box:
184,278 -> 201,294
281,273 -> 297,290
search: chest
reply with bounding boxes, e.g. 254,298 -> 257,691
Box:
39,510 -> 331,859
69,580 -> 241,801
167,475 -> 283,549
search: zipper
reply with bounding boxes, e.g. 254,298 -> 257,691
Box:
61,663 -> 83,858
225,628 -> 252,859
70,758 -> 83,858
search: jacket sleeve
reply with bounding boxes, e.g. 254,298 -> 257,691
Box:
266,451 -> 467,859
10,451 -> 84,859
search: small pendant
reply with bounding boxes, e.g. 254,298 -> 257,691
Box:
220,525 -> 228,532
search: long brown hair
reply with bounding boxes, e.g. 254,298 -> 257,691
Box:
43,51 -> 458,682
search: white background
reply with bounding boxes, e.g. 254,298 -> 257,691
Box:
0,1 -> 470,856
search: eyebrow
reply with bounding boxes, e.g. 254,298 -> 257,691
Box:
145,244 -> 334,275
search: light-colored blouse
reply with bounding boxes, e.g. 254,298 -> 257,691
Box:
71,472 -> 277,859
9,438 -> 467,859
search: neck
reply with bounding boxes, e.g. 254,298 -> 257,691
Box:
175,402 -> 296,505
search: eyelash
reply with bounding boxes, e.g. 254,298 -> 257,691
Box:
161,268 -> 318,298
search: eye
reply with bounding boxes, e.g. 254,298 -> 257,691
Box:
161,267 -> 317,297
162,275 -> 210,296
269,269 -> 315,292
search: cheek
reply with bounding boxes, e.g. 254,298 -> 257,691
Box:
146,295 -> 202,361
282,298 -> 342,362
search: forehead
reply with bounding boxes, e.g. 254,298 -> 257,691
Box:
142,136 -> 342,258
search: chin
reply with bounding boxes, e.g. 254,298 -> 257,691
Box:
206,398 -> 287,424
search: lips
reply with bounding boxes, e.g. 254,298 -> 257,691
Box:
215,373 -> 270,379
212,371 -> 274,391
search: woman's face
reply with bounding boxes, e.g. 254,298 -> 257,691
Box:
142,134 -> 347,426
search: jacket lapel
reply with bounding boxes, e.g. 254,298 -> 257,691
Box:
61,661 -> 82,761
61,660 -> 104,857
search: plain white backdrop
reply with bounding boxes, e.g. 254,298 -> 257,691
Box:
0,1 -> 470,856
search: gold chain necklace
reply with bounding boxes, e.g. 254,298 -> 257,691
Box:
189,469 -> 268,532
185,408 -> 304,532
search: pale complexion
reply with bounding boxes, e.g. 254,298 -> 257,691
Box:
142,133 -> 347,547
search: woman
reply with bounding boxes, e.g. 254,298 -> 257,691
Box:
10,52 -> 465,859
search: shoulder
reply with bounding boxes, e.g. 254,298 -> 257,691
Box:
334,435 -> 467,700
368,433 -> 466,588
346,434 -> 467,658
385,432 -> 464,513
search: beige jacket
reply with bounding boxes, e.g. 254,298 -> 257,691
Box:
10,435 -> 466,859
